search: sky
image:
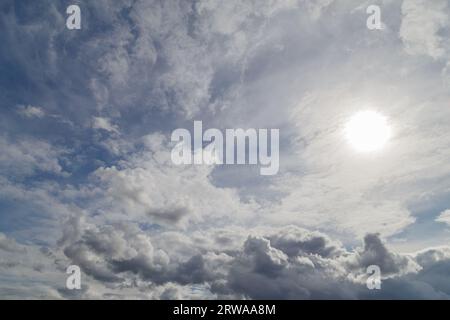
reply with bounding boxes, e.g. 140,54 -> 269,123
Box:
1,0 -> 450,299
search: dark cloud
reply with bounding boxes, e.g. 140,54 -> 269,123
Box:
53,223 -> 450,299
61,221 -> 169,284
267,226 -> 343,258
354,233 -> 414,274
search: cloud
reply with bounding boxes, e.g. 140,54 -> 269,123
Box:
0,233 -> 67,299
1,220 -> 450,299
0,136 -> 67,178
399,0 -> 450,59
265,225 -> 343,258
92,117 -> 120,134
436,210 -> 450,226
50,224 -> 450,299
223,229 -> 447,299
350,233 -> 419,276
300,0 -> 335,20
0,232 -> 25,253
91,133 -> 256,226
62,220 -> 170,284
1,0 -> 450,300
17,105 -> 46,118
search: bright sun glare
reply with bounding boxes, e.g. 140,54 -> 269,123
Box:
345,110 -> 391,152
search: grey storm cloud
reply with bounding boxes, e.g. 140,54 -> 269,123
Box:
52,220 -> 449,299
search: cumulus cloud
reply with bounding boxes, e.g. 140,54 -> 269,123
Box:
221,229 -> 448,299
2,219 -> 450,299
53,224 -> 450,299
62,220 -> 170,283
436,210 -> 450,226
92,117 -> 120,134
17,105 -> 46,118
91,133 -> 255,226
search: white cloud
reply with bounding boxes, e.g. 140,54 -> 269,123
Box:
92,117 -> 120,134
399,0 -> 450,59
0,136 -> 67,178
17,105 -> 45,118
0,233 -> 67,299
436,210 -> 450,226
0,233 -> 25,253
92,133 -> 256,227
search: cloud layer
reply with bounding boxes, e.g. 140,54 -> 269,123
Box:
1,0 -> 450,299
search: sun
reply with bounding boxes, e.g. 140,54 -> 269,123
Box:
345,110 -> 391,152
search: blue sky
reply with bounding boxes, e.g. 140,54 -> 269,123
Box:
1,0 -> 450,299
